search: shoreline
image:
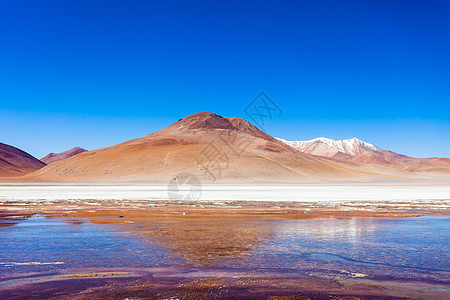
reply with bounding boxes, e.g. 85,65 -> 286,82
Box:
0,207 -> 448,300
1,184 -> 449,218
1,185 -> 449,299
1,203 -> 449,299
1,200 -> 448,222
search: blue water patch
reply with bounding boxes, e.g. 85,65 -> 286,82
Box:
0,216 -> 172,277
0,215 -> 449,284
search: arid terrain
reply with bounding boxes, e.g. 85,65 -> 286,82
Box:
0,143 -> 46,178
2,0 -> 448,298
40,147 -> 87,165
0,112 -> 448,186
1,113 -> 449,299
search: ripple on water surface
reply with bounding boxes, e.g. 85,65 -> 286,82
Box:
0,215 -> 448,284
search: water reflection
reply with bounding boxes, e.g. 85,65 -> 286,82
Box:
0,214 -> 448,285
262,216 -> 450,275
0,216 -> 169,278
97,215 -> 450,277
0,213 -> 30,229
274,217 -> 379,241
107,218 -> 275,266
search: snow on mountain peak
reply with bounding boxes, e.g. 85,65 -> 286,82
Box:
276,137 -> 379,157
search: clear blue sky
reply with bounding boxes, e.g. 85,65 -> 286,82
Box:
1,0 -> 449,158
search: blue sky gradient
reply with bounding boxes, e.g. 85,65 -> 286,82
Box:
1,0 -> 449,158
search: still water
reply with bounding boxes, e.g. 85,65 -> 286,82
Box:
1,215 -> 448,278
0,214 -> 449,297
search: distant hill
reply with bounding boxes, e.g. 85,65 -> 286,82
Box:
27,112 -> 368,182
0,142 -> 46,177
22,113 -> 450,183
278,137 -> 450,173
277,137 -> 380,157
41,147 -> 87,164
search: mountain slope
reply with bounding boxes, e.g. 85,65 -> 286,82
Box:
27,112 -> 372,183
0,143 -> 46,177
278,137 -> 450,173
41,147 -> 87,164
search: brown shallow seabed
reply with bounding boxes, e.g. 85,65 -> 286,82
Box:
0,201 -> 448,299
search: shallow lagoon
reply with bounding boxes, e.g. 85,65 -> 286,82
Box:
0,213 -> 449,298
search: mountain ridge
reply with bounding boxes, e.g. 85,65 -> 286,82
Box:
25,112 -> 372,182
41,147 -> 87,164
0,142 -> 46,177
278,136 -> 450,173
277,137 -> 383,157
4,112 -> 449,182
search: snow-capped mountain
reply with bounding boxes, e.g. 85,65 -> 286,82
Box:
277,137 -> 381,157
277,136 -> 450,173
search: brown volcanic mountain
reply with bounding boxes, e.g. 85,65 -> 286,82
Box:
41,147 -> 87,164
27,112 -> 374,183
0,143 -> 46,177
